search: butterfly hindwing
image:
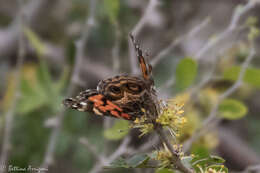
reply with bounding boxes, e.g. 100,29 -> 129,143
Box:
63,89 -> 132,120
63,89 -> 98,112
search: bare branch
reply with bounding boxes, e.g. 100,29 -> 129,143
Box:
129,0 -> 162,74
79,137 -> 107,164
89,137 -> 131,173
131,135 -> 159,154
195,0 -> 258,60
155,127 -> 193,173
241,164 -> 260,173
217,127 -> 260,169
0,0 -> 26,172
151,17 -> 210,67
183,43 -> 256,152
0,0 -> 58,59
39,0 -> 98,171
112,22 -> 121,73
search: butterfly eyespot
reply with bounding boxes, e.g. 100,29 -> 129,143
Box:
109,86 -> 121,94
127,83 -> 142,92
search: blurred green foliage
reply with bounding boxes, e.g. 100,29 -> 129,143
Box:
223,66 -> 260,89
103,120 -> 129,140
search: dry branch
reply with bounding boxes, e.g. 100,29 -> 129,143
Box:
0,0 -> 58,59
195,0 -> 258,60
0,0 -> 26,172
183,42 -> 256,152
39,0 -> 97,171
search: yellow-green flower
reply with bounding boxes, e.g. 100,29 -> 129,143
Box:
156,100 -> 186,136
132,115 -> 154,137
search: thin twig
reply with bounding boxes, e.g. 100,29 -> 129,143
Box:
0,0 -> 58,59
79,137 -> 106,164
39,0 -> 97,171
89,137 -> 131,173
189,42 -> 237,99
195,0 -> 257,60
151,17 -> 210,67
129,0 -> 160,74
155,127 -> 193,173
241,164 -> 260,173
84,130 -> 160,173
112,21 -> 121,73
217,127 -> 260,169
0,0 -> 26,172
183,42 -> 256,152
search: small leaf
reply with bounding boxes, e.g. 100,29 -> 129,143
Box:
219,99 -> 248,120
206,165 -> 228,173
208,155 -> 225,164
106,157 -> 128,169
181,156 -> 193,169
103,120 -> 129,140
176,58 -> 198,91
248,26 -> 260,41
126,154 -> 150,168
245,16 -> 258,27
223,66 -> 260,88
104,0 -> 120,23
191,155 -> 225,170
155,168 -> 175,173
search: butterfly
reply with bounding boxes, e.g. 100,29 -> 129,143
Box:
63,34 -> 159,121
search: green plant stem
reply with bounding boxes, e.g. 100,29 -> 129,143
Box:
155,126 -> 193,173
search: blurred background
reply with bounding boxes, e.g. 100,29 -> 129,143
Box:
0,0 -> 260,172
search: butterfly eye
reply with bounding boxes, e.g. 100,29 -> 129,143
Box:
109,86 -> 121,94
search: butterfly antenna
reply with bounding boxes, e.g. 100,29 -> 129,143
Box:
129,33 -> 151,80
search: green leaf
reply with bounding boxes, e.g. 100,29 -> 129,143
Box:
223,66 -> 260,88
53,66 -> 70,93
181,156 -> 193,169
191,155 -> 225,171
107,157 -> 128,168
36,63 -> 54,95
24,27 -> 57,102
106,154 -> 150,169
104,0 -> 120,23
24,27 -> 46,57
103,120 -> 129,140
18,78 -> 49,114
24,27 -> 54,93
191,144 -> 210,158
206,165 -> 228,173
176,58 -> 198,91
245,16 -> 258,27
219,99 -> 248,120
126,154 -> 150,168
155,168 -> 175,173
248,26 -> 260,41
